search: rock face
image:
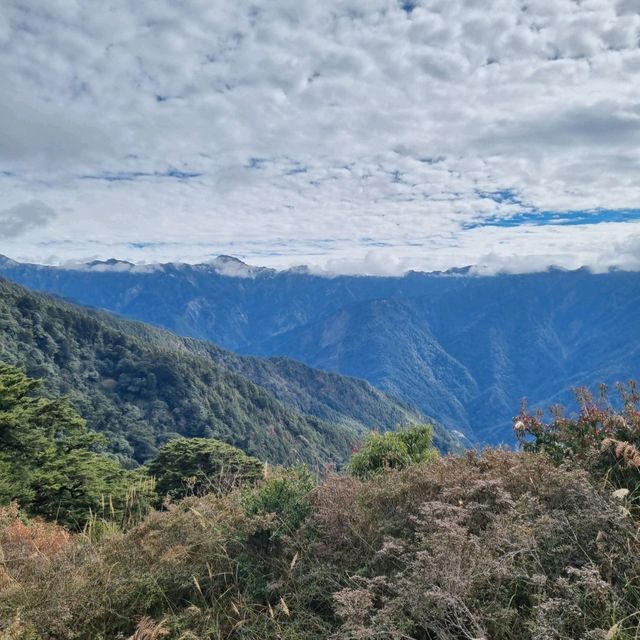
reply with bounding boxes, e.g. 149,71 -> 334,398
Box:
2,256 -> 639,443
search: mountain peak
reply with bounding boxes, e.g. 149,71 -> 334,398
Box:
0,255 -> 18,267
406,265 -> 474,277
82,258 -> 139,272
204,255 -> 273,278
87,258 -> 135,267
215,255 -> 247,265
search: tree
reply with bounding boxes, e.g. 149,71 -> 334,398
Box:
0,362 -> 145,528
148,437 -> 263,500
347,424 -> 437,479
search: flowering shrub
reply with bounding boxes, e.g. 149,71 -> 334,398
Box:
515,382 -> 640,461
514,382 -> 640,502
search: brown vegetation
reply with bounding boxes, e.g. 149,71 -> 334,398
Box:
2,449 -> 640,639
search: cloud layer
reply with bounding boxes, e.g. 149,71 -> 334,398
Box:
1,0 -> 640,273
0,201 -> 57,238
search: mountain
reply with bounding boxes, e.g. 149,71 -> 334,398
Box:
0,277 -> 449,468
92,309 -> 438,441
2,256 -> 639,442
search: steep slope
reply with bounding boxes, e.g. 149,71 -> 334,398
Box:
90,309 -> 442,443
251,270 -> 640,441
2,257 -> 639,442
0,278 -> 360,467
417,271 -> 640,440
0,277 -> 451,463
250,298 -> 478,432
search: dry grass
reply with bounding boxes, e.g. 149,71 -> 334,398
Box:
127,617 -> 170,640
2,451 -> 640,639
311,450 -> 640,639
602,438 -> 640,468
0,502 -> 71,590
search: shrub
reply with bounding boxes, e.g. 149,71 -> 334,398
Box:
347,423 -> 437,479
0,502 -> 71,589
0,493 -> 266,638
3,449 -> 640,639
148,437 -> 263,500
317,450 -> 640,639
243,466 -> 316,537
515,382 -> 640,494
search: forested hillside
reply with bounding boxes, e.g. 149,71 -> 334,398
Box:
4,256 -> 638,442
93,311 -> 433,438
0,278 -> 348,467
0,278 -> 453,466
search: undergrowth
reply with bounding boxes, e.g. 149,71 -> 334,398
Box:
2,449 -> 640,639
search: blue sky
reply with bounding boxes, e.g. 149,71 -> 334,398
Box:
1,0 -> 640,274
467,209 -> 640,229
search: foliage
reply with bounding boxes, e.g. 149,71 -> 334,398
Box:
314,450 -> 640,639
4,449 -> 638,639
0,501 -> 72,590
148,437 -> 263,500
243,466 -> 316,537
182,340 -> 433,440
515,382 -> 640,486
0,277 -> 358,467
347,423 -> 437,478
0,363 -> 153,529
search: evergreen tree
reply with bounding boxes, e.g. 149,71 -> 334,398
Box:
148,437 -> 263,499
0,362 -> 145,528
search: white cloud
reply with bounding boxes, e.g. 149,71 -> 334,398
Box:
1,0 -> 640,272
0,201 -> 57,238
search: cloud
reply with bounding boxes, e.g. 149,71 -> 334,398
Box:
0,201 -> 57,238
0,0 -> 640,271
595,233 -> 640,271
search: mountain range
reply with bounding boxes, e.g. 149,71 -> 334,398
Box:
0,276 -> 451,468
1,254 -> 639,442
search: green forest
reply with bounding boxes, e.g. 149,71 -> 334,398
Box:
0,278 -> 369,468
0,278 -> 461,463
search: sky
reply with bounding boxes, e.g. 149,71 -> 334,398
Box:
1,0 -> 640,275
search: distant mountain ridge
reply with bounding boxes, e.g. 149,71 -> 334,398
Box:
2,255 -> 639,442
0,276 -> 451,468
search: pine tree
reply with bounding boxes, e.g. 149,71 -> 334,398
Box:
0,362 -> 147,528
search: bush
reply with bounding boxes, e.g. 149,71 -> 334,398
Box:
243,466 -> 316,537
515,382 -> 640,493
148,437 -> 264,500
316,450 -> 640,639
0,502 -> 71,590
347,423 -> 437,479
2,450 -> 640,639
